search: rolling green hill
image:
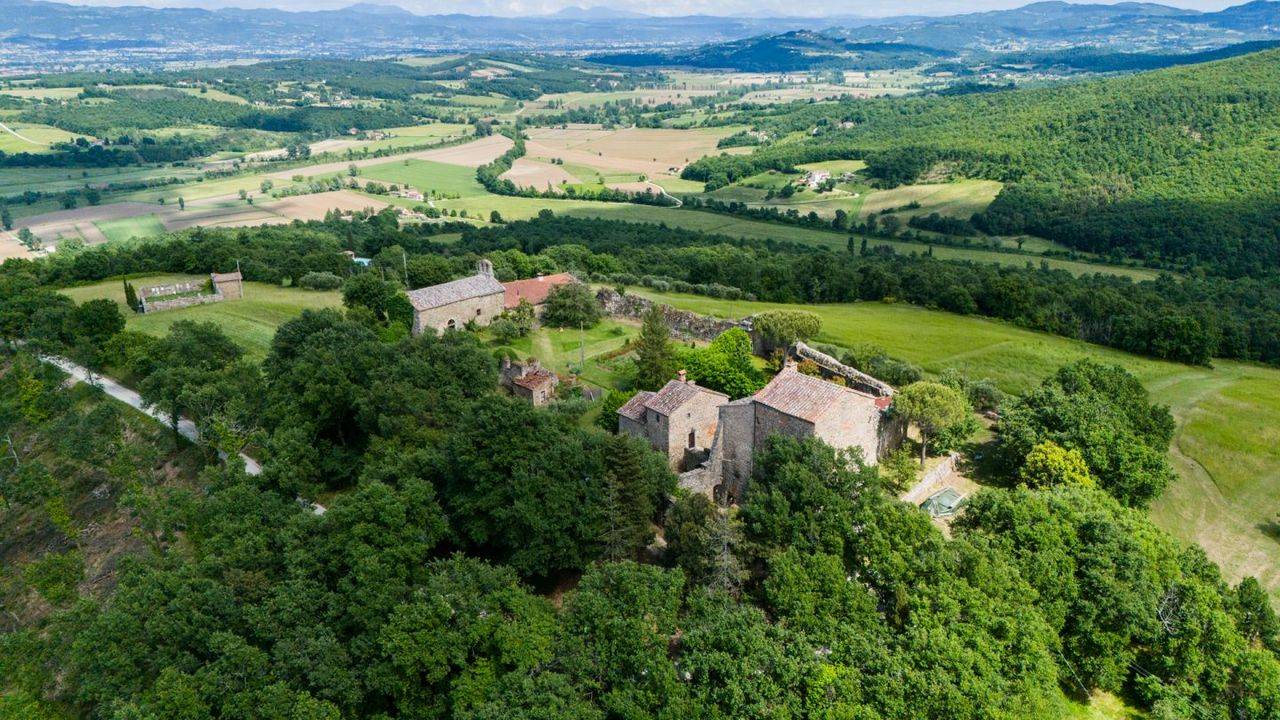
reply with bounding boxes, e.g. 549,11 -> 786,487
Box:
685,49 -> 1280,276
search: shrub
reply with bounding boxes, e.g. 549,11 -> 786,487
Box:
297,271 -> 343,290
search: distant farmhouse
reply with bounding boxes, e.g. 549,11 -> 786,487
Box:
620,344 -> 904,503
407,261 -> 578,335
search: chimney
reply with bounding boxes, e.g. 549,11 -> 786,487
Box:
678,369 -> 687,383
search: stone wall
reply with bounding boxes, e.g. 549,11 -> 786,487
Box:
596,288 -> 746,342
144,292 -> 226,313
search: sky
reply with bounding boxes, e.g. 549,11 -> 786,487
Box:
57,0 -> 1244,16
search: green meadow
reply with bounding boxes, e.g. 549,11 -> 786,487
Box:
628,287 -> 1280,602
94,214 -> 168,243
361,158 -> 489,197
61,277 -> 342,361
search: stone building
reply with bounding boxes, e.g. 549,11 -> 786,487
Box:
617,371 -> 729,471
712,363 -> 904,502
407,259 -> 505,336
502,273 -> 576,314
500,357 -> 558,406
211,271 -> 243,300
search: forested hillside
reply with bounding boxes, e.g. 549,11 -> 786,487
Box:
685,49 -> 1280,276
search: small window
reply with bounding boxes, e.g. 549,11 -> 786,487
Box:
688,429 -> 696,448
476,307 -> 482,316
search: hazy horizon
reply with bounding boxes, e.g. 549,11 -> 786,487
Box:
43,0 -> 1247,18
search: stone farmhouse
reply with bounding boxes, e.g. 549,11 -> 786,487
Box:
502,273 -> 576,315
617,370 -> 729,472
500,357 -> 559,406
620,345 -> 905,503
407,262 -> 580,336
711,362 -> 903,503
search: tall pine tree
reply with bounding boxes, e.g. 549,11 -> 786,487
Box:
634,304 -> 675,391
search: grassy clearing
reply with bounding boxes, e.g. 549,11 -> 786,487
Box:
361,158 -> 488,197
627,287 -> 1280,602
859,179 -> 1003,219
0,121 -> 80,153
484,319 -> 638,390
0,86 -> 83,99
94,214 -> 167,243
797,159 -> 867,174
60,277 -> 341,360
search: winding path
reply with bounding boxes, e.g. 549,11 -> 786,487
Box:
0,121 -> 39,146
35,353 -> 326,515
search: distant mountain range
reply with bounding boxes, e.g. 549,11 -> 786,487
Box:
591,30 -> 950,72
0,0 -> 868,57
832,0 -> 1280,52
592,0 -> 1280,71
2,0 -> 1279,71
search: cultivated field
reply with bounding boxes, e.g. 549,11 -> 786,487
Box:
268,134 -> 512,180
361,158 -> 489,197
628,287 -> 1280,602
524,125 -> 745,180
18,190 -> 390,244
500,157 -> 581,190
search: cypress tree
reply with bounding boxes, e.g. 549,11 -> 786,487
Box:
123,280 -> 140,313
634,304 -> 676,391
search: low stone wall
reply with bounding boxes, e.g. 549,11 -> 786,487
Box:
596,288 -> 746,342
138,281 -> 204,300
921,452 -> 961,487
144,292 -> 225,314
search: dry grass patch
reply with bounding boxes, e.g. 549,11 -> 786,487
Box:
501,157 -> 581,190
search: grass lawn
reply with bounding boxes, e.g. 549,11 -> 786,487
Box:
60,277 -> 341,360
858,179 -> 1003,219
0,121 -> 80,153
95,214 -> 168,243
628,287 -> 1280,603
409,190 -> 1157,280
361,158 -> 489,198
484,318 -> 638,390
797,159 -> 867,174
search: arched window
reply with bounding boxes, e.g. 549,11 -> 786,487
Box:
446,319 -> 457,330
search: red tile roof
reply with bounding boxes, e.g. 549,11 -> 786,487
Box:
753,367 -> 879,423
513,369 -> 556,390
618,391 -> 654,421
643,379 -> 728,416
502,273 -> 576,309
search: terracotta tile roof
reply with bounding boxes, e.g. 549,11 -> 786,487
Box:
513,369 -> 555,390
210,271 -> 242,282
753,367 -> 878,423
406,273 -> 504,312
874,395 -> 893,410
643,379 -> 727,416
618,391 -> 654,421
501,273 -> 576,309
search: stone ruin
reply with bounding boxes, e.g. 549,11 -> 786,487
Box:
595,287 -> 749,342
138,271 -> 243,314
